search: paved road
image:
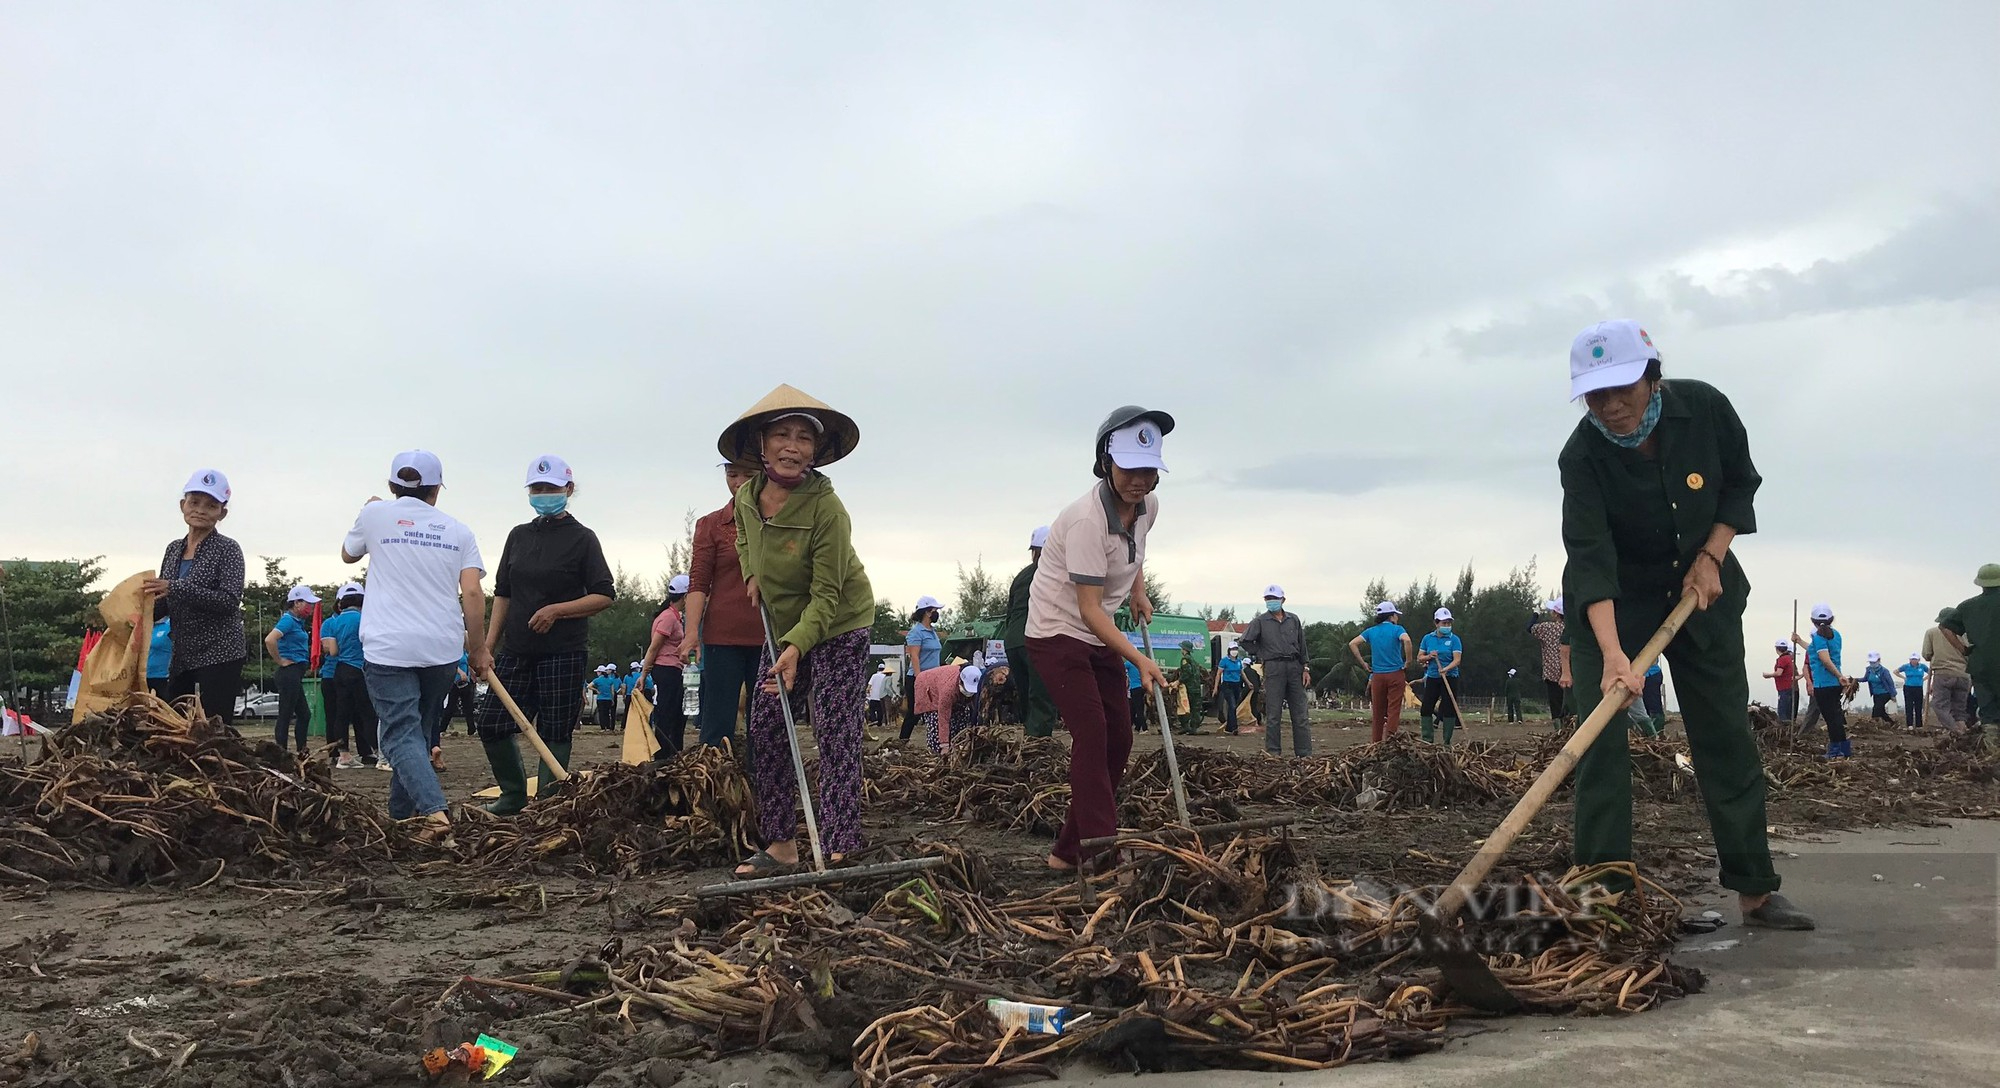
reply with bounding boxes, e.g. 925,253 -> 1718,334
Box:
1061,821 -> 2000,1087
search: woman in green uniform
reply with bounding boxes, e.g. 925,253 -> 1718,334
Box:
1560,320 -> 1813,930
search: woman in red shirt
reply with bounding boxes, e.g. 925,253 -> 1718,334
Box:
1762,639 -> 1799,723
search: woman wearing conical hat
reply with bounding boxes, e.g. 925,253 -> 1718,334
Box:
721,385 -> 876,876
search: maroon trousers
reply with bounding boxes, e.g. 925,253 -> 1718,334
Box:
1027,634 -> 1134,865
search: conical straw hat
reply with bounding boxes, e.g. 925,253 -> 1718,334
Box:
717,384 -> 860,469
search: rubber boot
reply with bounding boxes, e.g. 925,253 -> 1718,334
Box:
1649,714 -> 1667,736
1441,717 -> 1456,747
536,741 -> 573,796
481,737 -> 529,816
1984,724 -> 2000,752
1824,741 -> 1842,760
1420,714 -> 1435,743
1840,739 -> 1855,759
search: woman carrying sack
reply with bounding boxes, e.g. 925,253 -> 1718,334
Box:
1560,320 -> 1812,930
474,455 -> 616,816
723,386 -> 876,877
143,469 -> 247,723
1026,406 -> 1173,873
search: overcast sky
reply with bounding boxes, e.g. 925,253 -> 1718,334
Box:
7,2 -> 1998,690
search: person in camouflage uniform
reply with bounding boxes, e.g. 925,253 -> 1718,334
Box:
1174,641 -> 1206,734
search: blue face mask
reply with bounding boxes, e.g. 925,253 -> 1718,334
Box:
529,493 -> 569,517
1589,386 -> 1664,448
1265,600 -> 1284,613
1439,625 -> 1453,635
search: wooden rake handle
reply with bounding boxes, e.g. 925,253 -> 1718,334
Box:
1433,590 -> 1697,923
482,669 -> 570,781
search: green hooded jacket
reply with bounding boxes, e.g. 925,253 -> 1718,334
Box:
734,472 -> 875,655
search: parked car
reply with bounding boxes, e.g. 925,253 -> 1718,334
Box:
235,692 -> 279,719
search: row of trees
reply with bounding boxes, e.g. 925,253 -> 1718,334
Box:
1295,562 -> 1548,699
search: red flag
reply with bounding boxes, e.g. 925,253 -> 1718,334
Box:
309,601 -> 324,671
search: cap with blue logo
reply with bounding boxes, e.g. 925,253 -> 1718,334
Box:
1569,319 -> 1659,401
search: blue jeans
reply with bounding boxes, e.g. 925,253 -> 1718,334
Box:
1776,687 -> 1795,722
365,662 -> 456,819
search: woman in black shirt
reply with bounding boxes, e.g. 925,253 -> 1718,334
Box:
142,469 -> 246,723
473,455 -> 616,815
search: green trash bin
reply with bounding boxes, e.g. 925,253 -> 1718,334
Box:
304,676 -> 327,738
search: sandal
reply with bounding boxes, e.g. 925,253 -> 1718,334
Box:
405,812 -> 455,849
733,849 -> 798,879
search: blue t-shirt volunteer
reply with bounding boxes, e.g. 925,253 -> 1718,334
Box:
906,624 -> 943,672
1218,656 -> 1244,683
1125,659 -> 1142,691
592,674 -> 619,701
1360,623 -> 1407,673
1864,663 -> 1895,695
624,670 -> 651,697
1807,629 -> 1842,688
274,612 -> 312,665
321,609 -> 366,671
1899,661 -> 1929,689
1419,630 -> 1463,678
147,619 -> 173,681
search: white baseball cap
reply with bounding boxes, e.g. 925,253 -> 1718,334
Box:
182,468 -> 232,504
668,574 -> 691,595
1910,652 -> 1923,662
916,595 -> 941,611
959,664 -> 983,694
286,585 -> 321,604
525,454 -> 574,488
1374,601 -> 1400,616
1810,603 -> 1834,623
1866,651 -> 1882,663
1264,585 -> 1286,600
630,661 -> 643,670
1775,638 -> 1792,652
1029,526 -> 1050,550
1508,668 -> 1517,676
389,449 -> 444,487
336,581 -> 364,599
1105,419 -> 1169,473
1546,599 -> 1565,615
1434,607 -> 1454,622
1569,319 -> 1659,401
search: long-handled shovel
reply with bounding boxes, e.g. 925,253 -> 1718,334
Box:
694,600 -> 946,898
1138,622 -> 1191,827
482,669 -> 570,784
1422,590 -> 1697,1013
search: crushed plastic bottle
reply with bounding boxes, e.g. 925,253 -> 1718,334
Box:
987,998 -> 1090,1036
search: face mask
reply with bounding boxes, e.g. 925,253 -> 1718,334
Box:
1439,625 -> 1453,634
1265,600 -> 1284,613
529,494 -> 569,517
1589,386 -> 1664,448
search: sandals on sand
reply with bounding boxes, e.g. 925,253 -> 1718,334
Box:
733,849 -> 798,878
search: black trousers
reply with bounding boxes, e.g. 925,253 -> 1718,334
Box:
1545,679 -> 1567,719
1870,691 -> 1893,720
273,662 -> 311,751
867,698 -> 885,727
1814,686 -> 1850,744
697,643 -> 760,749
1420,676 -> 1458,720
166,659 -> 244,724
331,663 -> 379,762
650,664 -> 686,756
1129,686 -> 1149,730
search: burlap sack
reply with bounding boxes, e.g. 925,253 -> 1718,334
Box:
73,571 -> 156,723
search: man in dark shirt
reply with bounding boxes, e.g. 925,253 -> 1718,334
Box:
1943,564 -> 2000,750
1003,526 -> 1058,737
1240,585 -> 1310,756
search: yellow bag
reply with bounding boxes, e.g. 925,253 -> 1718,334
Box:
73,571 -> 155,723
622,690 -> 656,765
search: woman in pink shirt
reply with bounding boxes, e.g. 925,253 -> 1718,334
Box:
640,574 -> 691,757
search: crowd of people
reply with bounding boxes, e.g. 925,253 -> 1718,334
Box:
127,320 -> 1991,924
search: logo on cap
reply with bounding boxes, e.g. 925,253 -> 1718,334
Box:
1640,329 -> 1653,347
202,472 -> 216,485
1591,345 -> 1605,359
537,460 -> 549,473
1136,427 -> 1154,448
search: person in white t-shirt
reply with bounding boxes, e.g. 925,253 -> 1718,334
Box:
865,663 -> 893,728
340,449 -> 490,843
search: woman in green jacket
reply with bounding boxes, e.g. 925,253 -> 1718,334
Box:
1561,320 -> 1813,931
722,385 -> 876,876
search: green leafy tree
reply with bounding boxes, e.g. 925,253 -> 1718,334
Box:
955,558 -> 1005,621
869,599 -> 905,646
0,558 -> 105,716
1356,561 -> 1546,697
587,566 -> 661,670
1142,569 -> 1172,615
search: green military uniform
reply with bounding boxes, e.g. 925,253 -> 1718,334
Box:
1560,379 -> 1780,896
1942,579 -> 2000,747
1175,647 -> 1205,734
1003,559 -> 1058,737
1502,671 -> 1523,722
